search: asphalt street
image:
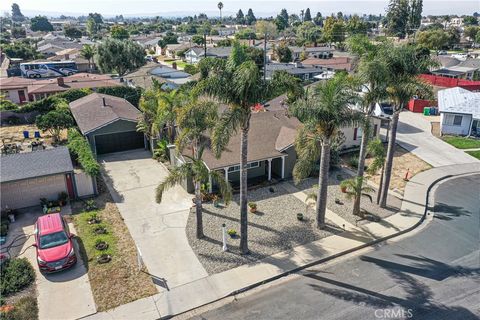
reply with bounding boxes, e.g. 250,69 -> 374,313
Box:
193,174 -> 480,320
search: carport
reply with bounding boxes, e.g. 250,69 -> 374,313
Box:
69,93 -> 146,156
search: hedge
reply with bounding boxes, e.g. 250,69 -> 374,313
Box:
0,258 -> 35,297
0,100 -> 19,111
16,89 -> 92,114
67,128 -> 100,176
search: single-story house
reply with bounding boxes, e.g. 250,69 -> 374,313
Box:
438,87 -> 480,137
268,46 -> 334,62
124,63 -> 194,90
184,47 -> 232,64
0,147 -> 75,209
69,93 -> 147,155
264,63 -> 323,81
301,57 -> 355,73
161,43 -> 191,58
171,94 -> 382,192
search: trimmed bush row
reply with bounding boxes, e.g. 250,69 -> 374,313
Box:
67,128 -> 100,176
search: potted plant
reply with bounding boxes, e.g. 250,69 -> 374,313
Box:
87,213 -> 101,224
340,180 -> 348,193
95,239 -> 109,251
297,213 -> 304,221
248,202 -> 257,213
212,194 -> 220,207
97,254 -> 111,264
227,229 -> 237,238
57,192 -> 69,206
93,225 -> 107,235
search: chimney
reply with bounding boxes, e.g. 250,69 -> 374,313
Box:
102,97 -> 107,107
57,77 -> 64,86
172,61 -> 177,70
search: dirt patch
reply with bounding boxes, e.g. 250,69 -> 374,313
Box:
0,124 -> 67,145
342,145 -> 431,194
71,178 -> 157,311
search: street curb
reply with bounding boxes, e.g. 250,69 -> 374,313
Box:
167,171 -> 471,320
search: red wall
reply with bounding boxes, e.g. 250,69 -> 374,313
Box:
408,99 -> 437,113
420,74 -> 480,91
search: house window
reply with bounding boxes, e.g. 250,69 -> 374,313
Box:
443,114 -> 463,126
228,161 -> 260,173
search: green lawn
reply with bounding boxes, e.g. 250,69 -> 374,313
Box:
442,136 -> 480,149
163,60 -> 187,69
466,150 -> 480,160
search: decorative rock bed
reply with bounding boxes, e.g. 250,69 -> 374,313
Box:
186,184 -> 341,275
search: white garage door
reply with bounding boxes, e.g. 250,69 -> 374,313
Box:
1,174 -> 67,209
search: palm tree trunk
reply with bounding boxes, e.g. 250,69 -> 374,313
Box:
316,142 -> 330,228
379,110 -> 400,208
239,125 -> 250,254
194,179 -> 204,239
376,164 -> 384,205
354,118 -> 371,216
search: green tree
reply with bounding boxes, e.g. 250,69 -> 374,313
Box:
0,41 -> 41,60
340,177 -> 374,216
11,3 -> 25,22
366,138 -> 386,204
290,74 -> 361,228
217,2 -> 224,19
236,9 -> 245,24
407,0 -> 423,33
64,25 -> 82,39
463,16 -> 478,26
323,16 -> 345,44
36,104 -> 75,142
156,98 -> 232,239
464,26 -> 479,43
183,64 -> 198,75
314,12 -> 323,26
378,44 -> 436,208
297,21 -> 321,46
96,38 -> 145,76
110,25 -> 129,39
86,17 -> 100,38
245,8 -> 256,25
385,0 -> 410,38
346,15 -> 369,36
192,34 -> 205,45
417,29 -> 449,50
273,42 -> 292,62
196,42 -> 298,253
11,27 -> 26,39
276,9 -> 289,30
80,44 -> 95,71
304,8 -> 312,21
30,16 -> 54,32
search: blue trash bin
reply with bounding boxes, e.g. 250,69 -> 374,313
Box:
34,131 -> 41,138
23,131 -> 29,139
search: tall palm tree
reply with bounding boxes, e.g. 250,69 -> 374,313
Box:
346,35 -> 388,216
157,89 -> 183,143
290,74 -> 362,228
217,2 -> 224,20
156,98 -> 232,239
137,89 -> 161,150
80,44 -> 95,71
378,44 -> 436,208
197,43 -> 301,253
366,138 -> 386,204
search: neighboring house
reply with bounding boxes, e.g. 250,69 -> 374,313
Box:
171,93 -> 382,192
301,57 -> 355,73
161,43 -> 191,58
268,46 -> 334,62
216,27 -> 236,36
431,58 -> 480,80
438,87 -> 480,137
0,147 -> 75,209
264,63 -> 323,81
0,77 -> 34,103
124,63 -> 193,90
69,93 -> 146,155
184,47 -> 232,64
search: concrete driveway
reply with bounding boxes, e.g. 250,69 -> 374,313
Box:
397,111 -> 479,167
10,207 -> 96,320
99,150 -> 208,291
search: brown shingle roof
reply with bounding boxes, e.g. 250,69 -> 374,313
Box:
27,73 -> 120,94
69,93 -> 141,134
301,57 -> 354,71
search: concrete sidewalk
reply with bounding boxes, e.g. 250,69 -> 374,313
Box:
397,111 -> 479,167
83,162 -> 480,320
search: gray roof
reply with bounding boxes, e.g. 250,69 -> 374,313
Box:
438,87 -> 480,119
265,63 -> 322,76
1,147 -> 73,183
69,93 -> 141,134
187,46 -> 232,58
458,58 -> 480,70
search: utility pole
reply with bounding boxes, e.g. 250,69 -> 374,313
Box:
263,32 -> 267,81
204,33 -> 207,58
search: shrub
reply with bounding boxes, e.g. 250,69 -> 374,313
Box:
183,64 -> 198,75
19,96 -> 64,114
0,100 -> 19,111
36,106 -> 75,142
56,88 -> 92,102
227,229 -> 237,236
0,258 -> 35,297
97,86 -> 143,107
348,154 -> 359,169
67,129 -> 100,176
1,295 -> 38,320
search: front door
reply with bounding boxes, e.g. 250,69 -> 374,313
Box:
18,90 -> 26,103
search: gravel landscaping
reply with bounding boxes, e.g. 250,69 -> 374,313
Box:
186,184 -> 340,275
295,168 -> 402,227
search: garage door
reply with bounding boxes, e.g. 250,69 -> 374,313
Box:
95,131 -> 144,155
1,174 -> 67,209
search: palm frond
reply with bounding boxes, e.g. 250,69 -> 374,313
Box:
210,170 -> 233,205
156,164 -> 191,203
211,105 -> 246,158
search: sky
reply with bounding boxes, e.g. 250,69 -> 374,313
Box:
1,0 -> 479,17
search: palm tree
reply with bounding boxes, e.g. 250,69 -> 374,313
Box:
378,44 -> 436,208
290,74 -> 362,228
366,138 -> 386,204
157,89 -> 183,143
217,2 -> 224,20
156,98 -> 232,239
137,89 -> 161,150
340,177 -> 374,217
197,43 -> 300,253
80,44 -> 95,71
346,35 -> 388,216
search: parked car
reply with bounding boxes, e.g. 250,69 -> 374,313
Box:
437,50 -> 448,55
374,102 -> 394,118
33,213 -> 77,273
